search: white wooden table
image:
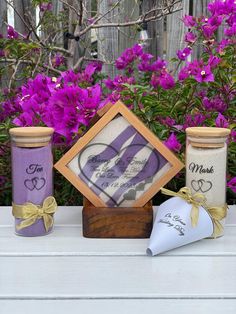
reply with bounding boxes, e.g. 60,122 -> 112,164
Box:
0,205 -> 236,314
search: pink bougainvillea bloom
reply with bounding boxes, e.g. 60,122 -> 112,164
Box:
208,0 -> 225,15
160,117 -> 176,127
201,24 -> 217,38
231,130 -> 236,142
224,23 -> 236,37
194,65 -> 214,83
203,96 -> 227,113
13,112 -> 34,126
208,55 -> 221,68
188,60 -> 204,76
182,15 -> 197,27
52,53 -> 65,68
215,113 -> 229,128
177,47 -> 192,61
164,133 -> 182,152
217,38 -> 231,54
208,15 -> 223,27
150,57 -> 167,71
133,44 -> 144,56
7,26 -> 19,39
39,2 -> 52,11
178,66 -> 190,81
159,72 -> 175,90
183,113 -> 207,129
227,177 -> 236,193
184,32 -> 197,43
0,49 -> 5,57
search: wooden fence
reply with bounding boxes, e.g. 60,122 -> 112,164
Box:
0,0 -> 217,82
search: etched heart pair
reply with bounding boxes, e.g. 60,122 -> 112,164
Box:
191,179 -> 212,193
24,177 -> 46,191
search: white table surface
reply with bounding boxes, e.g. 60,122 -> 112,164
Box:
0,205 -> 236,314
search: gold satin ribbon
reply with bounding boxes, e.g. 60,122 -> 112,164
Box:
160,187 -> 227,238
12,196 -> 57,232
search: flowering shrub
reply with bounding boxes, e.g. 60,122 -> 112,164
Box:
0,0 -> 236,205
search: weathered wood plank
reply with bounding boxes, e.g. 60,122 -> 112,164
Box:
192,0 -> 211,59
13,0 -> 35,36
1,300 -> 236,314
166,1 -> 189,61
142,0 -> 164,58
0,256 -> 236,297
0,225 -> 236,256
0,0 -> 8,35
97,0 -> 120,78
118,0 -> 139,56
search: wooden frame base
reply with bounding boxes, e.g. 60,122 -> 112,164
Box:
82,198 -> 153,238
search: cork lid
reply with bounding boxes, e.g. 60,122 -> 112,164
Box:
186,127 -> 230,137
9,127 -> 54,147
186,127 -> 230,148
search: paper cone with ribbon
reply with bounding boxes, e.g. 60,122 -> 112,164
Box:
147,187 -> 227,256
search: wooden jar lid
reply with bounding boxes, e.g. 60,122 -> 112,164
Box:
186,127 -> 230,148
9,127 -> 54,147
186,127 -> 230,137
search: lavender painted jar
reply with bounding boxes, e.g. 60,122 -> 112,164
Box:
10,127 -> 54,236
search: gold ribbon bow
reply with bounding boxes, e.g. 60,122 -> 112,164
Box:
12,196 -> 57,232
160,187 -> 227,237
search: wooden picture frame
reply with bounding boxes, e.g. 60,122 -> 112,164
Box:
54,101 -> 184,207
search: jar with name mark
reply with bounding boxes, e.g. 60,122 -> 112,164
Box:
185,127 -> 230,237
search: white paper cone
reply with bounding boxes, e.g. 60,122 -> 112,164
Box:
147,197 -> 214,256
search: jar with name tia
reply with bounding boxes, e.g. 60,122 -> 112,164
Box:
10,127 -> 57,236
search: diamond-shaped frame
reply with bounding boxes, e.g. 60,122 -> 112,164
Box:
54,101 -> 184,207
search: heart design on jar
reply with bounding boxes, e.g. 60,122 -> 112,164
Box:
24,177 -> 46,191
78,143 -> 165,206
191,179 -> 212,193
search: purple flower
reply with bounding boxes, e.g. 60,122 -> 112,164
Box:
184,32 -> 197,44
178,66 -> 190,81
217,38 -> 231,53
203,96 -> 227,113
183,113 -> 207,129
188,60 -> 204,76
164,133 -> 182,152
0,175 -> 6,185
201,24 -> 217,38
177,47 -> 192,61
194,65 -> 214,83
7,26 -> 19,39
208,0 -> 236,16
133,44 -> 144,56
39,2 -> 52,12
224,23 -> 236,37
151,71 -> 175,90
60,70 -> 80,85
208,15 -> 223,27
52,53 -> 65,68
208,0 -> 225,15
150,57 -> 167,71
160,117 -> 176,127
208,55 -> 221,68
227,177 -> 236,193
0,49 -> 5,57
231,130 -> 236,142
215,113 -> 229,128
13,112 -> 34,126
182,15 -> 197,27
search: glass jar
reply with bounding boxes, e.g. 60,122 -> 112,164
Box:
10,127 -> 55,236
185,127 -> 230,237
